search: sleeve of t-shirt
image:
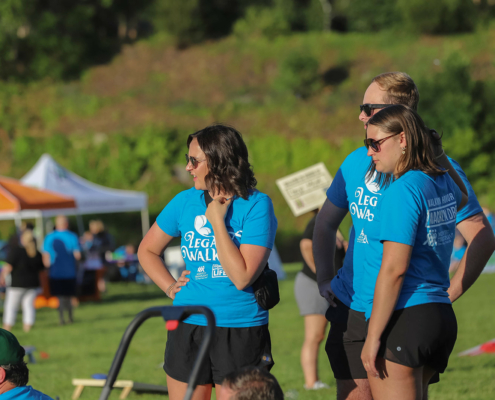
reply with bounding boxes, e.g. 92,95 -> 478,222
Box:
71,233 -> 81,252
156,192 -> 185,237
302,216 -> 317,241
449,157 -> 483,223
6,246 -> 19,267
380,183 -> 421,246
42,235 -> 52,254
327,168 -> 348,209
240,197 -> 278,249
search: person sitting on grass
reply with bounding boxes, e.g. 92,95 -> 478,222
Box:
0,329 -> 54,399
218,367 -> 284,400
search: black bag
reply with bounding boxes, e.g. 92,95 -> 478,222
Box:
251,264 -> 280,310
203,190 -> 280,310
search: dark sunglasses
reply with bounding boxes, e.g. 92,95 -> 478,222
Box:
359,104 -> 390,117
364,132 -> 400,152
185,154 -> 206,168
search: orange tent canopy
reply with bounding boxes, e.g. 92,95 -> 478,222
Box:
0,176 -> 76,213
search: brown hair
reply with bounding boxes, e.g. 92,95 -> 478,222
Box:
20,230 -> 37,258
372,72 -> 419,110
187,124 -> 257,200
222,367 -> 284,400
367,104 -> 445,187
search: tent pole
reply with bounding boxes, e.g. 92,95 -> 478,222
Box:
35,213 -> 44,250
76,214 -> 85,237
141,208 -> 150,238
14,215 -> 22,231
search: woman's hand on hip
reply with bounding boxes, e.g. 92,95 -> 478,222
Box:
361,336 -> 381,378
205,195 -> 233,227
169,270 -> 190,300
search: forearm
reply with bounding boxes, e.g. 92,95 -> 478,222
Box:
300,239 -> 316,274
367,269 -> 405,340
448,213 -> 495,302
313,221 -> 337,285
211,222 -> 251,289
137,248 -> 176,293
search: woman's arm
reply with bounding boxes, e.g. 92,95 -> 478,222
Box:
137,222 -> 190,299
300,239 -> 315,273
361,241 -> 412,376
206,197 -> 271,290
0,263 -> 12,286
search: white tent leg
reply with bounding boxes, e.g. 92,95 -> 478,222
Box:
35,214 -> 44,250
141,208 -> 150,237
14,215 -> 22,231
76,214 -> 85,237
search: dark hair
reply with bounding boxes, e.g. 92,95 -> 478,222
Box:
2,362 -> 29,387
187,124 -> 257,200
372,72 -> 419,110
223,367 -> 284,400
367,104 -> 445,187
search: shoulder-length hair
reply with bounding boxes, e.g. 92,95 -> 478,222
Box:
187,124 -> 257,199
367,104 -> 445,188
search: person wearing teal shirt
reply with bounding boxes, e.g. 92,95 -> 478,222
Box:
0,329 -> 53,399
360,105 -> 468,399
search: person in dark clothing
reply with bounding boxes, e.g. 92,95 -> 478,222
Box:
294,210 -> 346,390
1,231 -> 44,332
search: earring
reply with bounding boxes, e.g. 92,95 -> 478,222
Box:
401,146 -> 406,155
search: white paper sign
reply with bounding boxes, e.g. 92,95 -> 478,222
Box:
276,162 -> 333,217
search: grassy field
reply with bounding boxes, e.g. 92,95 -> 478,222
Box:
7,263 -> 495,399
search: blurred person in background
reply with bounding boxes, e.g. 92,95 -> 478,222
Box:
139,124 -> 277,400
42,216 -> 81,325
1,231 -> 44,333
0,329 -> 53,399
87,220 -> 114,293
314,72 -> 495,400
294,208 -> 346,390
218,367 -> 284,400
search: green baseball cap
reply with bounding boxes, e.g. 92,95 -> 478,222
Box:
0,329 -> 25,365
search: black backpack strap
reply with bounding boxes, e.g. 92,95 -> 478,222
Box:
204,190 -> 213,207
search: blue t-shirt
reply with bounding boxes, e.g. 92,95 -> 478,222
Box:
327,147 -> 385,312
42,230 -> 80,279
327,147 -> 482,312
360,170 -> 462,319
0,386 -> 54,400
156,188 -> 278,328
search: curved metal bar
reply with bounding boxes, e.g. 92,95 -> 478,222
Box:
98,305 -> 215,400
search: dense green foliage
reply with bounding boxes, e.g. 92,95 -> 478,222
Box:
10,268 -> 495,399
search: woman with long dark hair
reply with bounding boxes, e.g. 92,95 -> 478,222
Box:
138,124 -> 277,400
358,105 -> 468,399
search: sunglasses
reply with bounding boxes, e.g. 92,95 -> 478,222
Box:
364,132 -> 400,152
185,154 -> 206,168
360,104 -> 390,117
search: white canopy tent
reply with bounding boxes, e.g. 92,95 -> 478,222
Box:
21,154 -> 149,237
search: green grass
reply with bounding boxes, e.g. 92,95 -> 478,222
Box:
8,264 -> 495,399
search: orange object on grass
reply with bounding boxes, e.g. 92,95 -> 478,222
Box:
48,297 -> 59,309
34,296 -> 48,309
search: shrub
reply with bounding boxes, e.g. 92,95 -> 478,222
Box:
233,5 -> 290,39
273,52 -> 321,98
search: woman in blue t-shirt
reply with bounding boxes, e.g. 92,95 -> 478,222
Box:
358,105 -> 468,399
138,124 -> 277,400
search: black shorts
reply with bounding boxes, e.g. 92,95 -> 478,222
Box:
325,298 -> 368,380
375,302 -> 457,380
164,322 -> 274,385
49,278 -> 77,297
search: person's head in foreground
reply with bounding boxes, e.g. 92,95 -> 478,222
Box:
365,104 -> 444,184
0,329 -> 53,399
218,367 -> 284,400
359,72 -> 419,127
0,328 -> 28,394
186,124 -> 257,199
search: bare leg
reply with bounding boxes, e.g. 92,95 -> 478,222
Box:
421,365 -> 437,400
166,375 -> 212,400
337,379 -> 373,400
23,324 -> 32,333
368,357 -> 422,400
2,325 -> 12,331
301,314 -> 328,388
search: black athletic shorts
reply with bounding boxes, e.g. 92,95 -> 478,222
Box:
374,302 -> 457,382
325,298 -> 368,380
164,322 -> 274,385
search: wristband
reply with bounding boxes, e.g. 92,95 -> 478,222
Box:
165,282 -> 177,298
